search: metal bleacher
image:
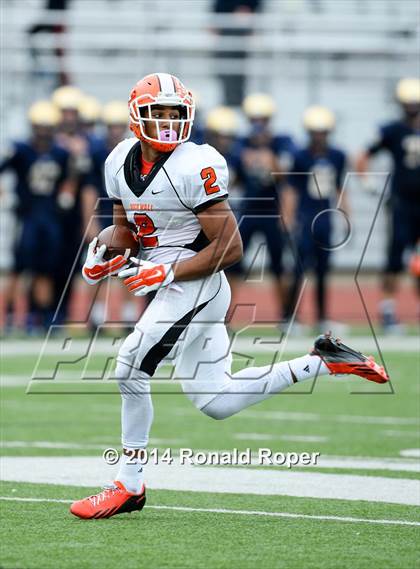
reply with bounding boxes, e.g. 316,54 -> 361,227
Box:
1,0 -> 419,271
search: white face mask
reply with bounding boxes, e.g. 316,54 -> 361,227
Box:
129,98 -> 195,146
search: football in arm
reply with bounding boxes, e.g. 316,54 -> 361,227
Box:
97,225 -> 140,260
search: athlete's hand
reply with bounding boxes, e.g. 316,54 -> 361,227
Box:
118,258 -> 174,296
82,237 -> 128,285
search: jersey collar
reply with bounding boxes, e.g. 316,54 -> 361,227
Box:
123,141 -> 173,198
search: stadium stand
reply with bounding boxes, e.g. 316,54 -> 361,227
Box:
1,0 -> 419,272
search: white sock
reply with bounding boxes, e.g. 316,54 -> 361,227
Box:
115,450 -> 145,494
115,358 -> 153,494
201,356 -> 329,420
288,354 -> 330,382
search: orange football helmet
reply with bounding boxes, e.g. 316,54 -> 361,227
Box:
128,73 -> 195,152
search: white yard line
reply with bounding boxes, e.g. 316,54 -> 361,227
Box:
1,374 -> 187,387
383,430 -> 420,438
2,336 -> 419,356
238,410 -> 420,426
1,439 -> 184,450
173,408 -> 420,427
1,376 -> 30,386
400,449 -> 420,458
2,456 -> 420,506
0,496 -> 418,527
234,433 -> 329,443
300,455 -> 420,473
2,442 -> 420,472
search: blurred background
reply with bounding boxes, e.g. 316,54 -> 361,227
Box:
0,0 -> 419,337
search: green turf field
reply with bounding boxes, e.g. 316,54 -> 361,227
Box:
1,336 -> 419,569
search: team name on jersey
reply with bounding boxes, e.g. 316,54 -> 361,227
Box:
130,203 -> 154,211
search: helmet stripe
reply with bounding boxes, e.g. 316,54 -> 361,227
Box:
155,73 -> 162,91
156,73 -> 175,95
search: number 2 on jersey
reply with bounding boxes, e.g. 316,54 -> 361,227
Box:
134,213 -> 158,248
200,166 -> 220,195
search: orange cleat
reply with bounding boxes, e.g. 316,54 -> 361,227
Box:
311,333 -> 389,384
70,481 -> 146,519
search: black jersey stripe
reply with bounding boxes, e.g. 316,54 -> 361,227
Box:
139,298 -> 210,376
139,273 -> 223,376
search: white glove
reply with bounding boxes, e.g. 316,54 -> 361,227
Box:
82,237 -> 128,285
118,257 -> 174,296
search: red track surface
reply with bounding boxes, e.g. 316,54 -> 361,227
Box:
1,275 -> 417,328
228,277 -> 418,324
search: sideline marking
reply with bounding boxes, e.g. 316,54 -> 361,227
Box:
3,336 -> 419,355
2,445 -> 420,472
0,496 -> 419,527
2,456 -> 420,505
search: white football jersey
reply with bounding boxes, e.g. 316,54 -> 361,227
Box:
104,139 -> 229,264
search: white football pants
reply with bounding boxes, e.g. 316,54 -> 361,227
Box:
114,272 -> 320,449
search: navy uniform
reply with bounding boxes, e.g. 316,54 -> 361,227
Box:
367,120 -> 420,273
0,140 -> 69,276
50,86 -> 101,325
362,77 -> 420,331
231,93 -> 296,292
0,100 -> 70,331
285,106 -> 345,325
80,101 -> 131,232
234,131 -> 296,278
82,139 -> 114,228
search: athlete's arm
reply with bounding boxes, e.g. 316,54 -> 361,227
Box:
356,127 -> 387,178
281,185 -> 297,231
172,200 -> 243,281
113,203 -> 133,228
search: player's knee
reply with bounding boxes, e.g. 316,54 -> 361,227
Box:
115,360 -> 151,399
200,402 -> 230,421
116,329 -> 147,374
114,358 -> 132,382
115,331 -> 151,398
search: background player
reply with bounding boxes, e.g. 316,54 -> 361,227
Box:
0,101 -> 69,332
356,77 -> 420,332
78,94 -> 102,139
203,106 -> 246,320
230,93 -> 296,322
204,106 -> 240,171
50,85 -> 95,325
284,106 -> 348,332
80,100 -> 137,330
70,73 -> 388,520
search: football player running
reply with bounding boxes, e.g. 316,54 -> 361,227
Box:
71,73 -> 389,520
